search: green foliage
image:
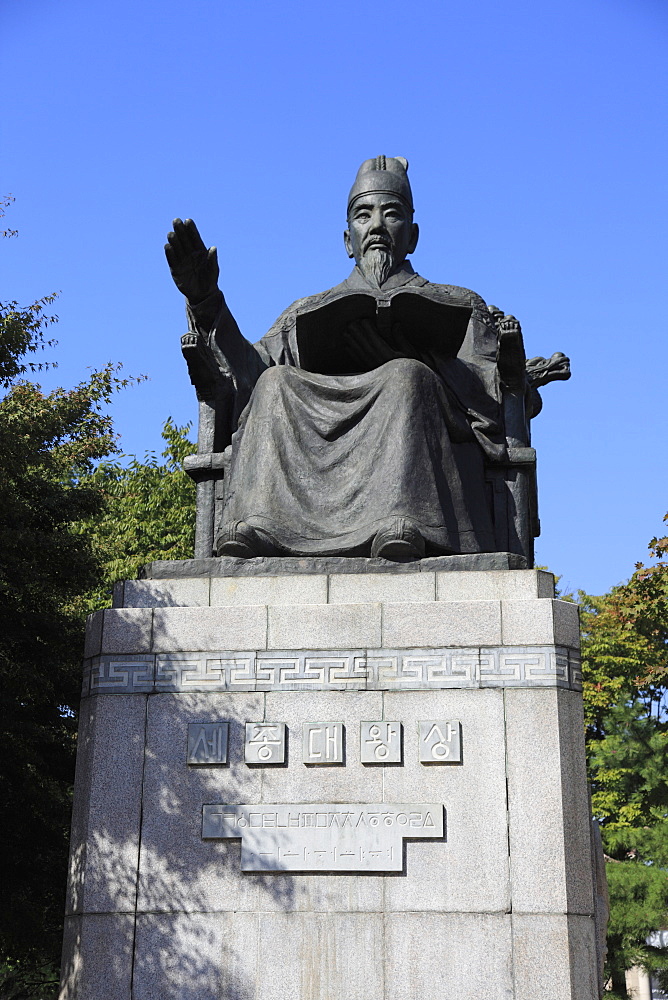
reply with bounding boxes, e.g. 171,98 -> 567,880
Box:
0,960 -> 59,1000
0,204 -> 137,978
0,365 -> 128,968
581,514 -> 668,994
0,197 -> 58,387
605,861 -> 668,993
74,418 -> 196,612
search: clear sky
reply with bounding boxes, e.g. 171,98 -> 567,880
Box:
3,0 -> 667,595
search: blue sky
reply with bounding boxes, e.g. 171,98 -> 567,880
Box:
3,0 -> 667,595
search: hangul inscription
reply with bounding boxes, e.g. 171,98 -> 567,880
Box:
419,720 -> 462,763
187,722 -> 229,765
186,720 -> 463,767
202,802 -> 445,872
303,723 -> 344,764
360,722 -> 402,763
245,722 -> 286,764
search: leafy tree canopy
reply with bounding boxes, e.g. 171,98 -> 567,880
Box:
582,515 -> 668,997
0,198 -> 144,992
73,418 -> 196,614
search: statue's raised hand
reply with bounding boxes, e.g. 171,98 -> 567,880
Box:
165,218 -> 219,305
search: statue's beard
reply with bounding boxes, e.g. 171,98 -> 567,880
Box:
359,247 -> 394,288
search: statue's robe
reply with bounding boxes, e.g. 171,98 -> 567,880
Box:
188,262 -> 507,556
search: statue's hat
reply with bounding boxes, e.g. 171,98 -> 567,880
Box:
347,155 -> 413,212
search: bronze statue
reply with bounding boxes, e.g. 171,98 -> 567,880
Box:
166,156 -> 568,563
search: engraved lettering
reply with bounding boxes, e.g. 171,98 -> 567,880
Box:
302,723 -> 344,764
187,723 -> 229,766
245,722 -> 286,765
419,720 -> 462,764
202,804 -> 445,872
360,722 -> 402,764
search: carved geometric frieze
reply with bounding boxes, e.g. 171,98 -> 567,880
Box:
87,654 -> 155,695
84,646 -> 581,694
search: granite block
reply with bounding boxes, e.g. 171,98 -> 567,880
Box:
567,914 -> 601,1000
382,600 -> 502,648
505,688 -> 593,914
255,912 -> 384,1000
383,688 -> 510,913
152,605 -> 268,652
262,690 -> 384,802
328,572 -> 435,604
251,867 -> 384,914
65,702 -> 96,915
384,912 -> 513,1000
218,912 -> 259,1000
501,599 -> 580,648
505,688 -> 565,911
112,580 -> 125,608
267,602 -> 381,649
211,574 -> 327,606
137,692 -> 263,914
132,912 -> 224,1000
558,690 -> 596,915
84,611 -> 104,658
436,568 -> 555,601
59,913 -> 134,1000
537,570 -> 556,598
77,696 -> 147,912
554,599 -> 581,648
101,608 -> 153,654
501,599 -> 554,646
123,577 -> 210,608
511,913 -> 599,1000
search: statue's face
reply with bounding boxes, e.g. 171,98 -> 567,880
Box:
344,193 -> 418,268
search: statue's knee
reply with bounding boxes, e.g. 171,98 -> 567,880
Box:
255,364 -> 291,397
385,357 -> 438,394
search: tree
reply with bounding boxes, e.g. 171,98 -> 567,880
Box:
73,418 -> 196,613
582,515 -> 668,997
0,198 -> 137,995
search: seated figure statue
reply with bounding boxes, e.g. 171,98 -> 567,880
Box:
166,156 -> 568,562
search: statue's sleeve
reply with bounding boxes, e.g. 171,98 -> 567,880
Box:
187,290 -> 268,406
255,290 -> 336,367
425,285 -> 507,462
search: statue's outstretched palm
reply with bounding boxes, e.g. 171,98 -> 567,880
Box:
165,217 -> 219,305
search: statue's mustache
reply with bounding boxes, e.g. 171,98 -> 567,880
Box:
362,235 -> 392,255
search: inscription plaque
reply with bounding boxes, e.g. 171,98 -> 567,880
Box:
245,722 -> 286,764
302,723 -> 344,764
202,802 -> 444,871
419,720 -> 462,763
187,722 -> 229,765
360,722 -> 402,763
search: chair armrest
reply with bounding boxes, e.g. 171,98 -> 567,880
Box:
506,446 -> 536,466
184,451 -> 229,480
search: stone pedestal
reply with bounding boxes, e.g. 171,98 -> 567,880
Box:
60,565 -> 601,1000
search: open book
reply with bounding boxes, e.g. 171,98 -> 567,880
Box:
295,287 -> 472,375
